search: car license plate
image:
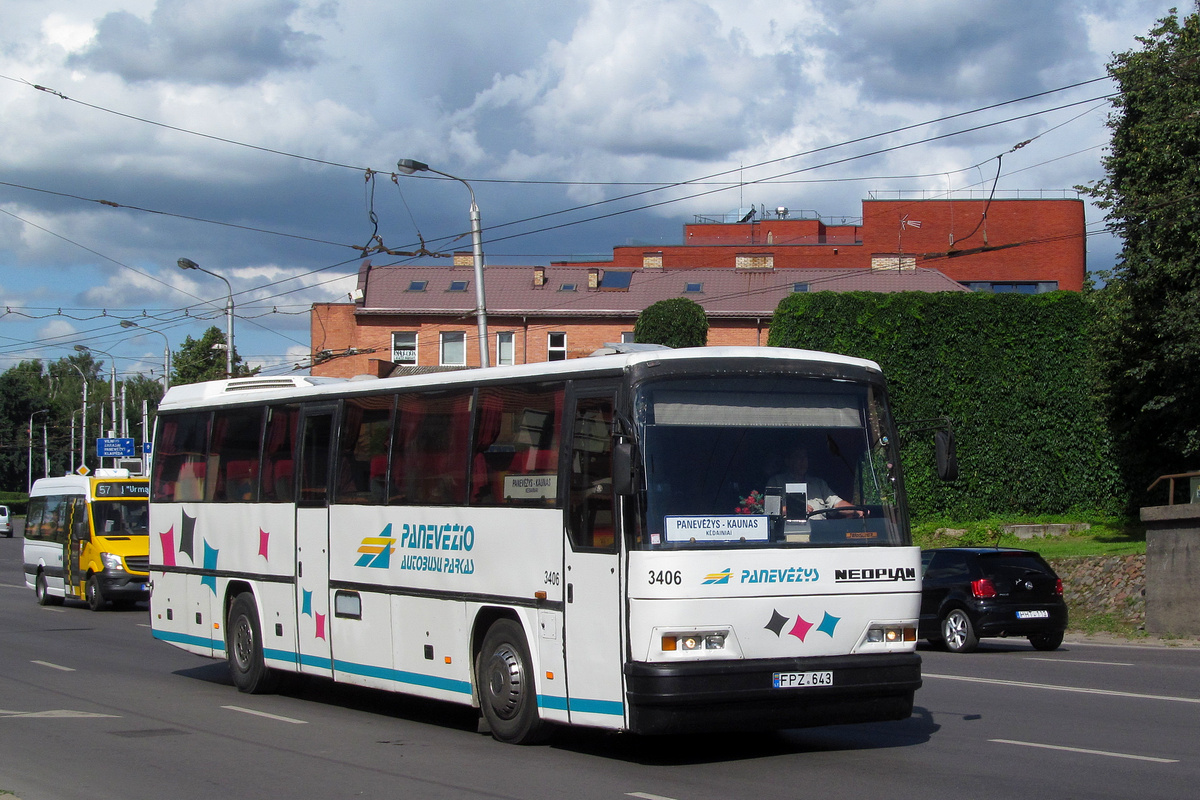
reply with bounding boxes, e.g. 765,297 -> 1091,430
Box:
1017,609 -> 1049,619
773,671 -> 833,688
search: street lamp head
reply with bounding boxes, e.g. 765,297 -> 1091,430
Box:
178,257 -> 199,270
120,320 -> 137,329
396,159 -> 429,175
74,344 -> 90,353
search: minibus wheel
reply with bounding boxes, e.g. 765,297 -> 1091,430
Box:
476,619 -> 548,744
86,575 -> 107,612
227,592 -> 279,694
35,572 -> 62,606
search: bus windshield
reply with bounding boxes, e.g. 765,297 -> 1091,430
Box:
92,499 -> 150,537
635,374 -> 907,549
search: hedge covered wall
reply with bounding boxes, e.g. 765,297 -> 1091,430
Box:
767,291 -> 1125,519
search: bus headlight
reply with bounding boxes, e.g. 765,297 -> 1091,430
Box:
101,552 -> 124,571
662,630 -> 728,652
865,625 -> 915,644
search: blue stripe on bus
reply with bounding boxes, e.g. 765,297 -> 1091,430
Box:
299,653 -> 333,670
333,659 -> 472,695
152,628 -> 224,651
567,697 -> 624,716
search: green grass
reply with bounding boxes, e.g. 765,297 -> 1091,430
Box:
912,513 -> 1145,558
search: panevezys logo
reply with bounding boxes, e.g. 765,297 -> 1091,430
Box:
834,567 -> 917,583
355,524 -> 396,568
703,568 -> 732,585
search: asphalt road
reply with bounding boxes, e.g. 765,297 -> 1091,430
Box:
2,531 -> 1199,800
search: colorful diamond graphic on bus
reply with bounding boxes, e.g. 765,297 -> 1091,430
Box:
765,609 -> 840,642
356,524 -> 397,568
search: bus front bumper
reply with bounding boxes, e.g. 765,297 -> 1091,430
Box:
624,651 -> 921,735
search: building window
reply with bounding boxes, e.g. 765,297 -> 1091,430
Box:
621,331 -> 635,344
407,280 -> 428,292
559,283 -> 577,292
967,282 -> 1056,294
497,332 -> 515,366
685,282 -> 703,293
448,280 -> 469,292
440,331 -> 466,366
391,332 -> 418,366
548,332 -> 567,361
792,282 -> 809,293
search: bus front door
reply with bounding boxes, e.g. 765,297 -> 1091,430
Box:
563,391 -> 625,729
295,406 -> 334,677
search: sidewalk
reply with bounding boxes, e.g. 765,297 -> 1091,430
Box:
1065,631 -> 1200,648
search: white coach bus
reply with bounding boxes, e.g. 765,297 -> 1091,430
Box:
148,346 -> 923,743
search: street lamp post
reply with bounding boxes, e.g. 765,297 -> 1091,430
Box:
177,258 -> 234,378
120,320 -> 171,390
75,345 -> 117,438
27,409 -> 48,493
396,159 -> 490,368
64,360 -> 88,472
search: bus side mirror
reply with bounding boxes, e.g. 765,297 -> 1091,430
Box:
935,429 -> 958,482
612,441 -> 636,496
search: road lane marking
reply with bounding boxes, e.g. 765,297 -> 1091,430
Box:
628,793 -> 678,800
1,709 -> 119,719
222,705 -> 307,724
31,660 -> 75,672
0,583 -> 28,589
991,739 -> 1178,763
1024,657 -> 1135,666
925,672 -> 1200,704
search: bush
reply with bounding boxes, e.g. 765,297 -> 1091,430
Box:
768,291 -> 1126,519
634,298 -> 708,348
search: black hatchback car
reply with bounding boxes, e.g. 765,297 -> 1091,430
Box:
920,547 -> 1068,653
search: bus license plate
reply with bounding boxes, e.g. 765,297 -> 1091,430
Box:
773,671 -> 833,688
1017,610 -> 1049,619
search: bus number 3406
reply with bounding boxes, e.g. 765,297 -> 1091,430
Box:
649,569 -> 683,585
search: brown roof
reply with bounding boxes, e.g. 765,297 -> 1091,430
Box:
356,263 -> 966,319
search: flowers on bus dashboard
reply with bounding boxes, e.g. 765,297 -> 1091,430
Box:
736,491 -> 764,515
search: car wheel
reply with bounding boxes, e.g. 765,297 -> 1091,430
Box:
1028,630 -> 1064,651
86,574 -> 107,612
227,592 -> 279,694
35,572 -> 62,606
476,619 -> 548,744
941,608 -> 979,653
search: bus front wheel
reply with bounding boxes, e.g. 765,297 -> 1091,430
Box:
476,619 -> 547,745
227,593 -> 279,694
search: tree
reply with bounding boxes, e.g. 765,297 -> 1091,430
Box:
1085,6 -> 1200,498
633,298 -> 709,348
171,326 -> 257,386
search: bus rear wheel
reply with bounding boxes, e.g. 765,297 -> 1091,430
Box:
476,619 -> 547,745
227,593 -> 279,694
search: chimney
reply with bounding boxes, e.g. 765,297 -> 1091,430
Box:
453,251 -> 473,267
588,268 -> 601,290
533,266 -> 546,288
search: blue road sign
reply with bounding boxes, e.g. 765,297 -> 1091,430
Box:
97,438 -> 136,458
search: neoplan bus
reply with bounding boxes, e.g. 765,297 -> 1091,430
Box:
24,471 -> 151,610
148,346 -> 924,743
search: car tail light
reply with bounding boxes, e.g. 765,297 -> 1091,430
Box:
971,578 -> 997,598
1055,578 -> 1063,596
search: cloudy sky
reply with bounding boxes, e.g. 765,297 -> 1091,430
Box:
0,0 -> 1173,377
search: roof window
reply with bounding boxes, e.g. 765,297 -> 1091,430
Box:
448,280 -> 469,292
407,280 -> 428,292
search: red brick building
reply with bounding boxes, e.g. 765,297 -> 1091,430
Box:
309,196 -> 1083,378
568,197 -> 1085,293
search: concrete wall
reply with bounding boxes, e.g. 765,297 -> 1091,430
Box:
1141,504 -> 1200,635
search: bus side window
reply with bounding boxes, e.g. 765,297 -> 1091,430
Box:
568,396 -> 616,551
262,405 -> 298,503
71,497 -> 89,540
24,496 -> 46,541
334,396 -> 394,505
472,384 -> 563,508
